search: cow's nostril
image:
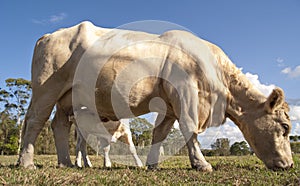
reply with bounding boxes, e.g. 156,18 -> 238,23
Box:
290,163 -> 294,168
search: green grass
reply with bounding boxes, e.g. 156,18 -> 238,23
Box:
0,155 -> 299,185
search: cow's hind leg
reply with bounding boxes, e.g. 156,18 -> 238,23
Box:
17,94 -> 57,169
75,127 -> 92,168
146,114 -> 175,169
51,107 -> 73,167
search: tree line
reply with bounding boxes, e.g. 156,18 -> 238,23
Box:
0,78 -> 300,156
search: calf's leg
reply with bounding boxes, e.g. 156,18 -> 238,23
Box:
119,129 -> 143,167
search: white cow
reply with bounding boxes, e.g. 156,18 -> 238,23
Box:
18,21 -> 293,171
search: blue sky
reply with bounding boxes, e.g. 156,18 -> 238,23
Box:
0,0 -> 299,98
0,1 -> 299,143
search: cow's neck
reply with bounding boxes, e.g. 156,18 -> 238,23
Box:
227,69 -> 264,116
216,51 -> 266,128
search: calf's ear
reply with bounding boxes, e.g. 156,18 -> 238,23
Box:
264,88 -> 285,113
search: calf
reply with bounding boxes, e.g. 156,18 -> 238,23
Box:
69,113 -> 143,168
51,89 -> 142,168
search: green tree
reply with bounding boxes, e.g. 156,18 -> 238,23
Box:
230,141 -> 250,156
162,127 -> 187,155
0,78 -> 31,155
0,111 -> 18,154
290,135 -> 300,142
35,120 -> 56,155
211,138 -> 230,156
129,117 -> 153,147
291,142 -> 300,153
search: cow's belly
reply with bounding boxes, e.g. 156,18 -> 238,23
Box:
77,40 -> 168,119
94,73 -> 162,120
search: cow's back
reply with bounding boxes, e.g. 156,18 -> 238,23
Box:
31,21 -> 109,88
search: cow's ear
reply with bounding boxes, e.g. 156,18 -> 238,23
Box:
265,88 -> 285,113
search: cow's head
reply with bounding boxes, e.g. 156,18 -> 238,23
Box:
229,88 -> 294,170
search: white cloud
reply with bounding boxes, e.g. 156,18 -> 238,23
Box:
281,67 -> 291,74
245,72 -> 275,96
291,123 -> 300,135
276,57 -> 285,67
49,13 -> 67,23
32,13 -> 67,25
198,120 -> 245,149
289,105 -> 300,121
281,65 -> 300,78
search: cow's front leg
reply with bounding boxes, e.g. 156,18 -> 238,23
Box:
184,132 -> 213,172
146,114 -> 175,169
174,86 -> 212,172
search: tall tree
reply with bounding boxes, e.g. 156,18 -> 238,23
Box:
129,117 -> 153,147
0,78 -> 31,154
35,120 -> 56,155
0,111 -> 18,154
230,141 -> 250,156
211,138 -> 230,156
290,135 -> 300,142
163,127 -> 187,155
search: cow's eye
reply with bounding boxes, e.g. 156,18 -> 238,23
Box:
281,123 -> 289,136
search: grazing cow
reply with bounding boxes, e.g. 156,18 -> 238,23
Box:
18,21 -> 293,171
55,90 -> 143,168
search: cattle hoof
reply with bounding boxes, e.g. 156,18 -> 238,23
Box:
25,164 -> 37,170
136,160 -> 143,168
58,163 -> 74,168
75,164 -> 82,168
147,164 -> 159,170
104,162 -> 112,168
192,164 -> 213,172
86,164 -> 93,168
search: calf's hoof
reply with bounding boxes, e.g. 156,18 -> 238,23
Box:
136,160 -> 143,168
104,162 -> 112,168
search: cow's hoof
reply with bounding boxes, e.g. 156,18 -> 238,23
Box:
16,162 -> 36,169
24,164 -> 37,170
147,164 -> 159,171
58,163 -> 74,168
192,163 -> 213,172
74,164 -> 83,168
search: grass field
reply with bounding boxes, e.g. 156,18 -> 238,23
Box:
0,154 -> 299,185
